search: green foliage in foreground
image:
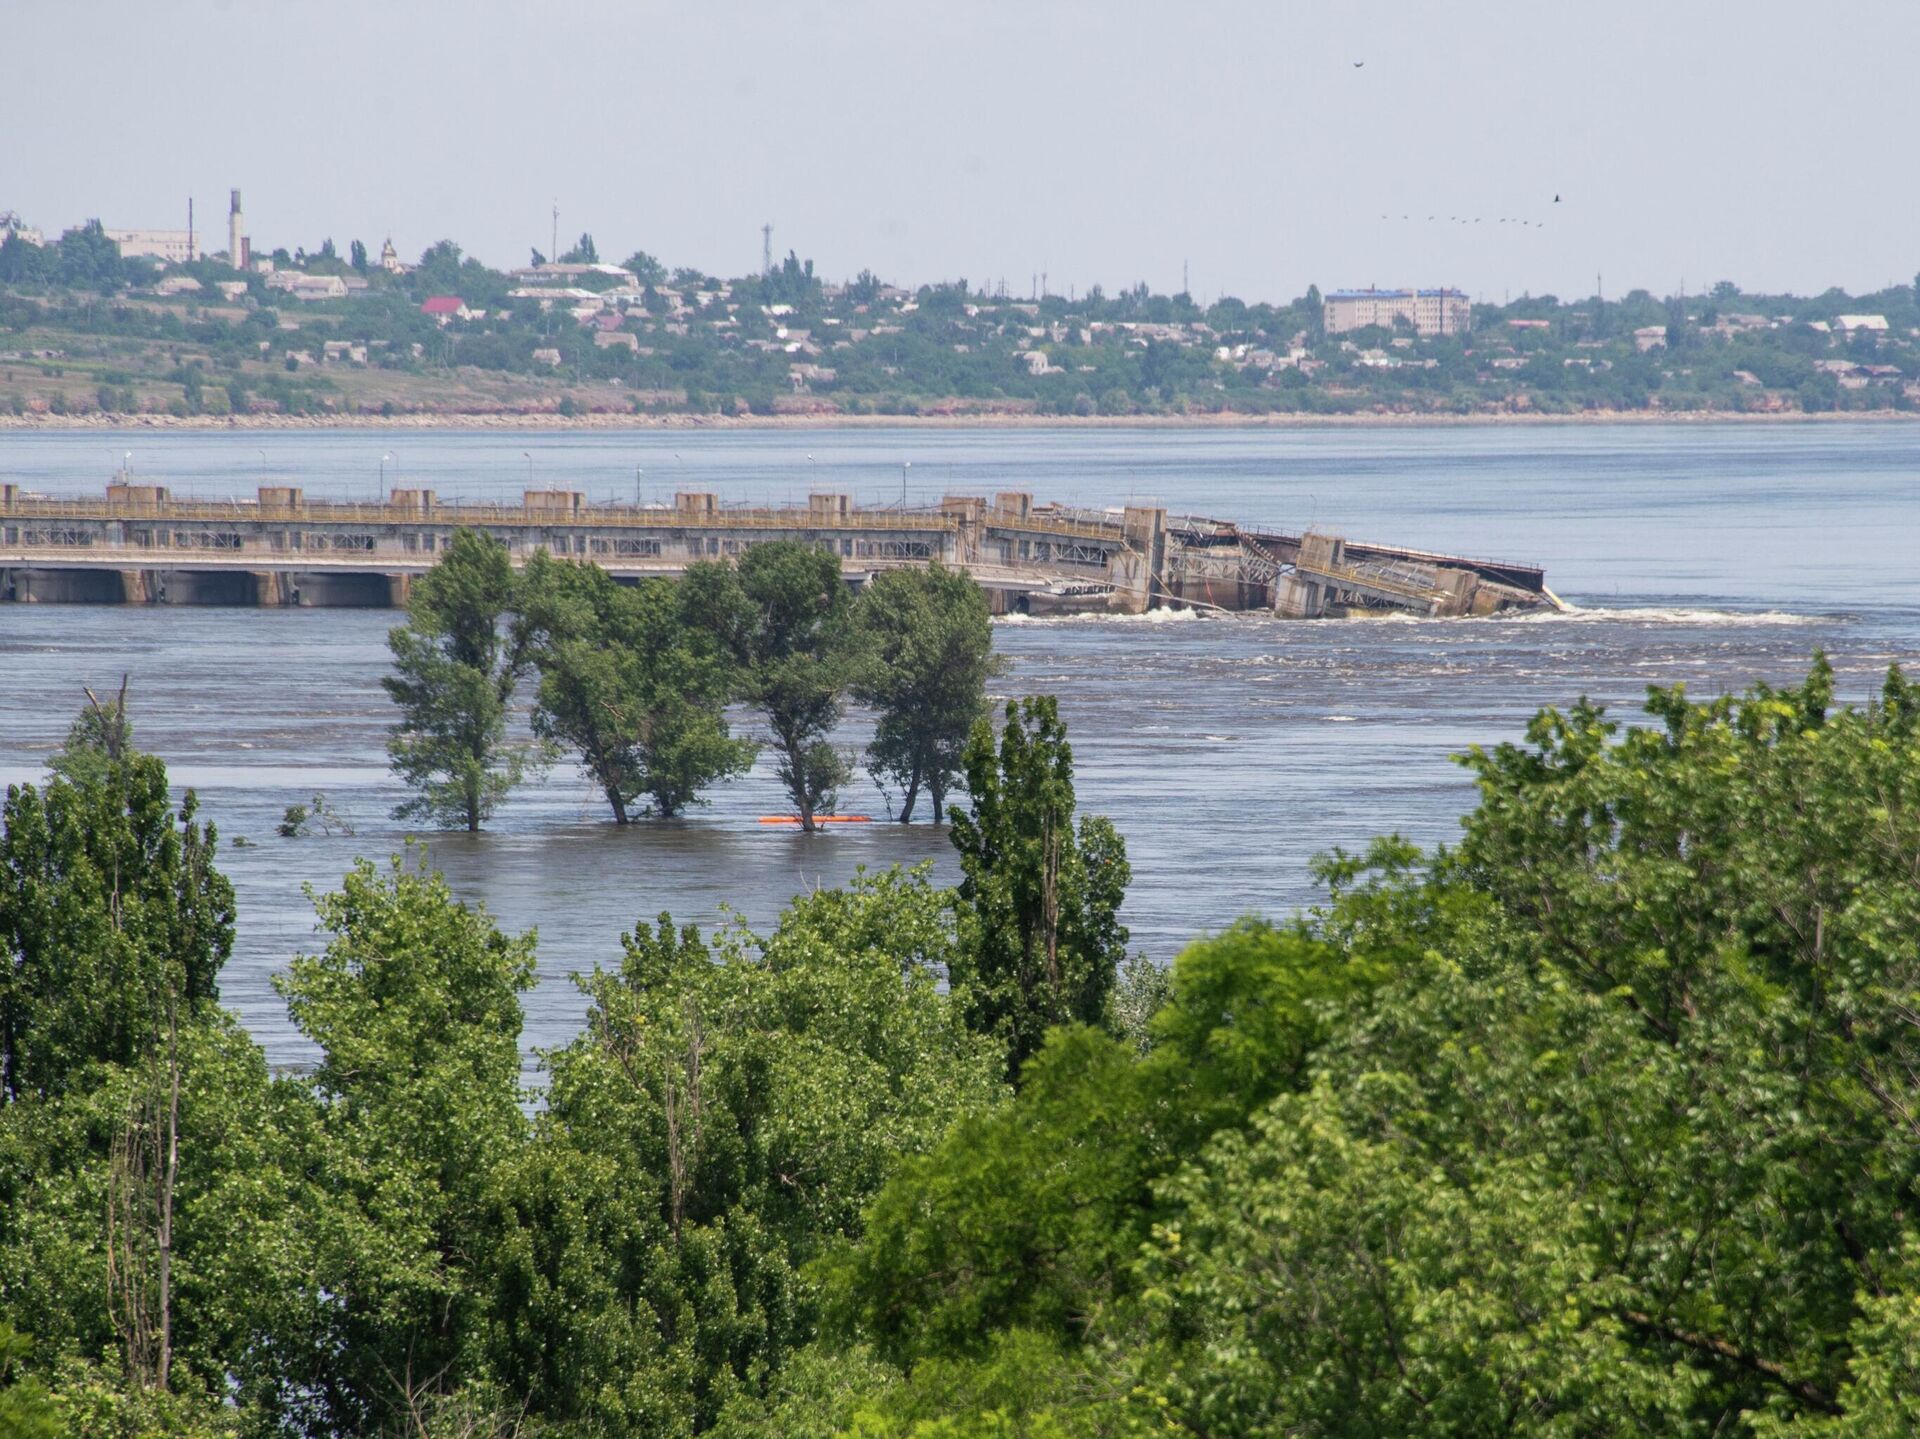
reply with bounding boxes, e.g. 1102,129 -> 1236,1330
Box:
818,656 -> 1920,1437
948,698 -> 1132,1078
8,657 -> 1920,1438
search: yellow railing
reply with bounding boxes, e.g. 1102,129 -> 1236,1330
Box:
0,496 -> 1129,543
2,498 -> 954,530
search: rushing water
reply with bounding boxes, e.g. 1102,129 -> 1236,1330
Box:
2,422 -> 1916,1069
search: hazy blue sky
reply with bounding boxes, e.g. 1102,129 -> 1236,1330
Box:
8,1 -> 1919,304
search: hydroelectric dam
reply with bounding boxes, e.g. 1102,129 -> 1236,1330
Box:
0,482 -> 1557,619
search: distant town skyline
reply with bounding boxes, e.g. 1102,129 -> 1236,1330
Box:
9,0 -> 1920,304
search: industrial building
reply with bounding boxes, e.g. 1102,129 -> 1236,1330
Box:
105,227 -> 197,263
1324,287 -> 1472,337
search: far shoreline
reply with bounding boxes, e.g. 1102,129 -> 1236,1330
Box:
2,408 -> 1917,435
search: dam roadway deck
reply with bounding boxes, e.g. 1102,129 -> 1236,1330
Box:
0,482 -> 1554,618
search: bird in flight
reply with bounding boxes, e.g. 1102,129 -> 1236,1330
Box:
1353,60 -> 1365,68
1554,194 -> 1561,203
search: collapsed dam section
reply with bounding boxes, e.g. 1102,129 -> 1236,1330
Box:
0,482 -> 1557,618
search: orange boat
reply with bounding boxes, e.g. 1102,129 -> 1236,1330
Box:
756,814 -> 875,825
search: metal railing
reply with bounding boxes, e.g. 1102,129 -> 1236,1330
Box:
0,492 -> 1134,543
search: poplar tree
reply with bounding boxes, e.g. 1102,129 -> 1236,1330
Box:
947,697 -> 1130,1076
0,694 -> 235,1408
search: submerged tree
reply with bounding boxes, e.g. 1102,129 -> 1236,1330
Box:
517,551 -> 753,822
853,563 -> 999,822
693,541 -> 858,832
382,528 -> 534,832
46,675 -> 133,790
947,697 -> 1130,1076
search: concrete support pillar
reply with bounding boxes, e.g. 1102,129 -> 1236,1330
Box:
1106,552 -> 1151,614
1119,505 -> 1168,611
1274,576 -> 1324,618
388,573 -> 412,608
940,495 -> 985,566
255,571 -> 306,606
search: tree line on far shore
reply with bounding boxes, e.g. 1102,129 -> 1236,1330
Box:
382,530 -> 1002,833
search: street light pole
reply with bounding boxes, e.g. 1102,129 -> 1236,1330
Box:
524,451 -> 533,489
900,460 -> 911,507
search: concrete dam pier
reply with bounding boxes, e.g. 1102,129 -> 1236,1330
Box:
0,482 -> 1557,619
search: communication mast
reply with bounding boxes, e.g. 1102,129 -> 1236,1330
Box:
761,223 -> 772,277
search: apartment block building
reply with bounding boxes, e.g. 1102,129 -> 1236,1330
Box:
1324,287 -> 1472,337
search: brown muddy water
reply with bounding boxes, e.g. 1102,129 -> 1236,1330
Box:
2,423 -> 1914,1069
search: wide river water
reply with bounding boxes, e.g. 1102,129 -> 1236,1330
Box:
2,422 -> 1916,1069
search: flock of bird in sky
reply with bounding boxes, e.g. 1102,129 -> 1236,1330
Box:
1380,209 -> 1557,228
1353,58 -> 1561,229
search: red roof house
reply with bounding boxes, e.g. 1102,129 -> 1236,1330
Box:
420,295 -> 466,318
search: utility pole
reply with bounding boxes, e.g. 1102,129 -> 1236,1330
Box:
1183,259 -> 1189,297
551,201 -> 558,264
761,223 -> 772,277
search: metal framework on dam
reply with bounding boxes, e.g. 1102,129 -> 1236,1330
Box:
0,482 -> 1556,618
